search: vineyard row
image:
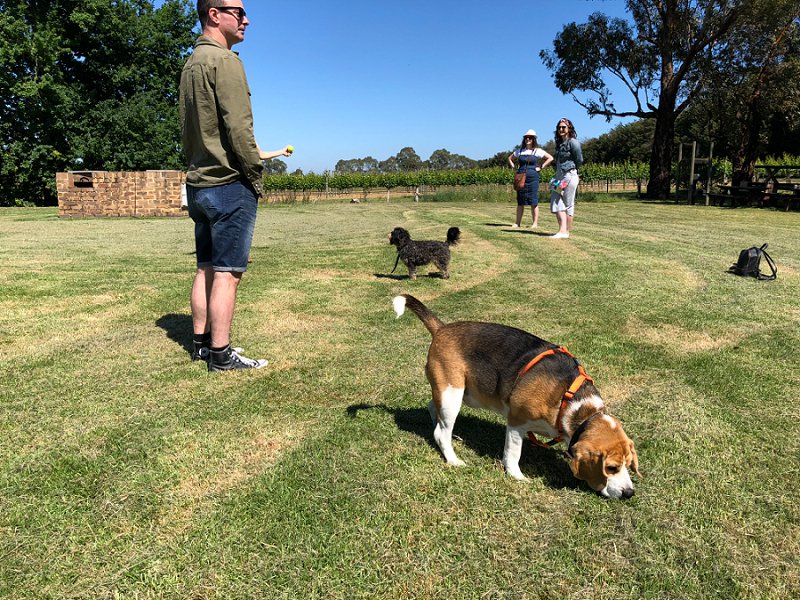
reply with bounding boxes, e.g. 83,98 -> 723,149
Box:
262,156 -> 799,192
263,164 -> 650,192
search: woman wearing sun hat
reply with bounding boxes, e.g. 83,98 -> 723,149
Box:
508,129 -> 553,228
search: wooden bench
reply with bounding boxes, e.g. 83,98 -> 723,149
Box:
707,185 -> 765,207
705,193 -> 734,207
761,191 -> 800,211
760,181 -> 799,211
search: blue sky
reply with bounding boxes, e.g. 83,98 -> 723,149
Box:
218,0 -> 634,173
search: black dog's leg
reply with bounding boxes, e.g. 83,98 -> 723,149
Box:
434,258 -> 450,279
408,264 -> 417,280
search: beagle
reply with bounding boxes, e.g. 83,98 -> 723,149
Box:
393,294 -> 639,499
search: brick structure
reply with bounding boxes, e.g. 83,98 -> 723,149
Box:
56,170 -> 187,217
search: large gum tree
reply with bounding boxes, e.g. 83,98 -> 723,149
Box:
540,1 -> 747,199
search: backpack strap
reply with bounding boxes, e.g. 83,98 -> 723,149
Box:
758,244 -> 777,280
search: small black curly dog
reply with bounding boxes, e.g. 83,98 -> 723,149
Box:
388,226 -> 461,280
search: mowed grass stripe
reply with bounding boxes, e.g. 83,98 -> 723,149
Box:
0,200 -> 798,598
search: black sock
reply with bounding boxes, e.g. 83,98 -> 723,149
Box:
210,344 -> 230,353
193,332 -> 211,352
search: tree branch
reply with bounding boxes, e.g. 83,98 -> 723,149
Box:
675,5 -> 744,84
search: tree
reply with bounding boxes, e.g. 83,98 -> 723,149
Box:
683,1 -> 800,183
378,156 -> 400,173
540,1 -> 747,199
334,159 -> 354,172
334,156 -> 379,173
426,148 -> 477,170
477,151 -> 513,169
394,147 -> 423,172
0,0 -> 195,205
427,149 -> 454,171
262,159 -> 287,175
582,119 -> 656,164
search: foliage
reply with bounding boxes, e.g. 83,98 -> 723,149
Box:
336,147 -> 482,174
262,158 -> 287,176
334,156 -> 380,173
678,0 -> 800,183
540,1 -> 748,199
0,0 -> 195,206
427,148 -> 477,170
377,146 -> 423,172
583,119 -> 656,164
476,150 -> 514,169
263,163 -> 656,192
262,155 -> 800,195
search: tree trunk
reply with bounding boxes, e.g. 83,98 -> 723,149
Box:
646,106 -> 676,200
732,110 -> 760,186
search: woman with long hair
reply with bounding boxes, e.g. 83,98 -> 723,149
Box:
508,129 -> 553,228
550,118 -> 583,238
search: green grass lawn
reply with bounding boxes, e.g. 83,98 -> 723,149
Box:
1,199 -> 799,599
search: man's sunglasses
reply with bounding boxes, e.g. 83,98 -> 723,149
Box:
215,6 -> 246,21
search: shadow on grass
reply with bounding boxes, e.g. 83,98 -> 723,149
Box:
156,313 -> 193,354
346,403 -> 578,491
501,229 -> 553,236
374,272 -> 447,280
374,273 -> 408,280
486,222 -> 554,236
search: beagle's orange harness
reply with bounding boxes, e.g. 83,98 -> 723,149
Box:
512,346 -> 594,449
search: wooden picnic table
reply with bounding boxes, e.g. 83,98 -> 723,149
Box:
755,165 -> 800,211
757,164 -> 800,186
705,166 -> 800,211
706,183 -> 766,207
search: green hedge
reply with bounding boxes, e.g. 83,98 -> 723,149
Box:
263,156 -> 799,192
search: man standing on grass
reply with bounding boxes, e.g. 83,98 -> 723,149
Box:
180,0 -> 290,371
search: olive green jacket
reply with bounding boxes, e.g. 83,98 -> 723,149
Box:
179,36 -> 263,196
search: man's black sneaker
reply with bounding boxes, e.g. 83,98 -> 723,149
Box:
208,345 -> 268,372
192,347 -> 210,362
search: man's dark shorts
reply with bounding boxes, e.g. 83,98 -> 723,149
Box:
187,180 -> 258,272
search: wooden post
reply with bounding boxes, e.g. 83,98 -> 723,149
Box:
688,141 -> 697,205
705,142 -> 714,206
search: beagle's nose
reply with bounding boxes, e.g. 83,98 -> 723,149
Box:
622,487 -> 635,499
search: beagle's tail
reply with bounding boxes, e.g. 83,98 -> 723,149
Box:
393,294 -> 444,335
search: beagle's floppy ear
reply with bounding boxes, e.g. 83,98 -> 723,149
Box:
567,449 -> 583,477
568,444 -> 603,485
629,441 -> 641,478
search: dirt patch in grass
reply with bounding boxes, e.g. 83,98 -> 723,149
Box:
598,373 -> 653,409
623,316 -> 747,355
162,419 -> 316,533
